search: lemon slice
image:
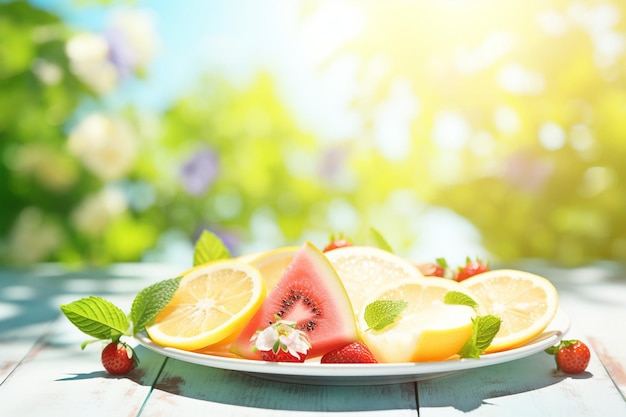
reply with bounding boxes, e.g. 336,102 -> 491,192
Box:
146,260 -> 266,350
325,246 -> 423,315
358,277 -> 479,362
460,269 -> 558,353
247,246 -> 299,290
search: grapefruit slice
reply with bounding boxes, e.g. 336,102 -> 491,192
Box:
358,278 -> 477,362
325,246 -> 424,316
230,241 -> 359,359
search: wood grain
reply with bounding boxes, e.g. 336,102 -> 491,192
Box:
1,263 -> 625,416
140,358 -> 419,416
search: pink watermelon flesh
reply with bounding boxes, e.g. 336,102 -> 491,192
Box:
230,241 -> 359,359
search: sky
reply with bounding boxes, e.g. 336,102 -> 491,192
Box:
29,0 -> 364,141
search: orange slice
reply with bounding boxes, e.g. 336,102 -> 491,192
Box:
146,260 -> 266,350
460,269 -> 558,353
247,246 -> 299,290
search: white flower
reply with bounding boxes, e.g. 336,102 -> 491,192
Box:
251,319 -> 311,359
106,9 -> 158,72
253,326 -> 280,352
64,9 -> 158,93
71,187 -> 128,237
5,207 -> 65,264
279,329 -> 312,359
66,32 -> 118,94
31,58 -> 63,86
67,113 -> 138,181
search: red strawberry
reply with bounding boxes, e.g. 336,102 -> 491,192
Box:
101,341 -> 137,375
323,234 -> 353,252
260,348 -> 307,363
545,339 -> 591,374
320,342 -> 378,363
456,258 -> 489,281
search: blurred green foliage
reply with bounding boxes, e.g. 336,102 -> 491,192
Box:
338,0 -> 626,265
1,0 -> 626,267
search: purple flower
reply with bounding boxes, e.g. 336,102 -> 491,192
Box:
102,9 -> 158,79
192,226 -> 241,257
104,29 -> 135,79
180,149 -> 219,196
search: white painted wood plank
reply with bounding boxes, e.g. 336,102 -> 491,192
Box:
0,317 -> 167,417
546,263 -> 626,400
0,264 -> 183,417
417,334 -> 626,416
139,358 -> 418,417
0,268 -> 60,385
0,338 -> 43,385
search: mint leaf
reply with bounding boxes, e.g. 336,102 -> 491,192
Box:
368,227 -> 394,253
457,336 -> 481,359
364,299 -> 408,331
130,277 -> 181,334
193,230 -> 230,266
60,296 -> 129,341
457,315 -> 501,359
444,291 -> 479,310
474,315 -> 501,351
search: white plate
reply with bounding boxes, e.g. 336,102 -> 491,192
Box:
135,309 -> 569,386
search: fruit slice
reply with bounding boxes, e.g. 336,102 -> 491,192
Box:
247,246 -> 299,291
146,260 -> 266,351
325,246 -> 424,315
230,241 -> 359,359
358,278 -> 478,363
460,269 -> 558,353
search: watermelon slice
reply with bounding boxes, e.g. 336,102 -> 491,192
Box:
230,241 -> 359,359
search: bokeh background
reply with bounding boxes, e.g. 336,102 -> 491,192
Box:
2,0 -> 626,267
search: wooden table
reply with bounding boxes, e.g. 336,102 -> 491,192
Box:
1,262 -> 625,416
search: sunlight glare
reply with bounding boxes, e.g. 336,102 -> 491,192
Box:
538,122 -> 566,151
455,31 -> 516,74
497,64 -> 545,95
432,111 -> 471,151
494,106 -> 521,135
373,78 -> 420,161
297,1 -> 365,64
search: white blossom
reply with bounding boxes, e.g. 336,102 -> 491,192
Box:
67,113 -> 138,181
66,32 -> 118,94
71,187 -> 128,237
251,320 -> 311,359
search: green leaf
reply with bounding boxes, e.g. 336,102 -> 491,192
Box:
474,315 -> 501,351
364,299 -> 408,331
60,296 -> 130,341
130,277 -> 182,334
193,230 -> 230,266
545,339 -> 579,355
457,315 -> 501,359
435,258 -> 449,268
457,337 -> 482,359
368,227 -> 394,253
444,291 -> 479,309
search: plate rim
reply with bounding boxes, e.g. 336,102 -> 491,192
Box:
135,308 -> 569,381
